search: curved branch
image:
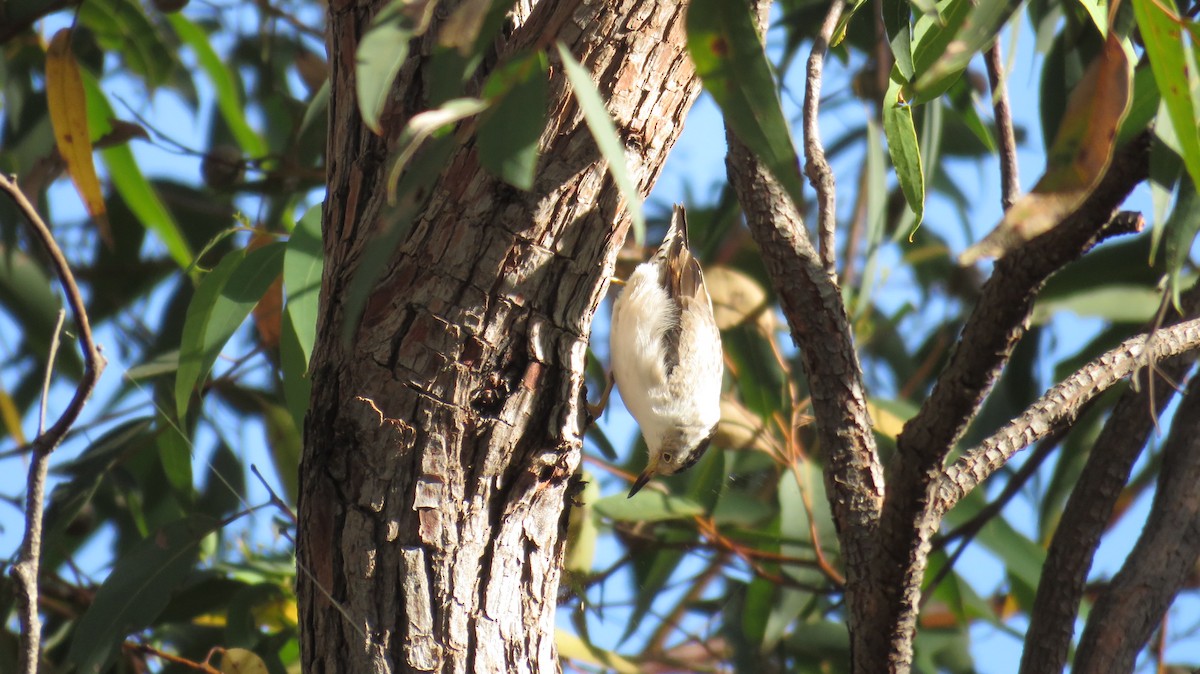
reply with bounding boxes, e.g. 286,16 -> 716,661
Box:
879,132 -> 1151,671
1,174 -> 107,674
1071,373 -> 1200,673
937,316 -> 1200,514
1017,288 -> 1200,674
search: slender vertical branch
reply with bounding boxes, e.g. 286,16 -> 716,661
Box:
804,0 -> 847,277
986,41 -> 1020,209
1,174 -> 106,674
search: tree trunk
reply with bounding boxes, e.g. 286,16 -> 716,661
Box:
297,1 -> 701,671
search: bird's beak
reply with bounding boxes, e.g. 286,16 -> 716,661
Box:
628,461 -> 656,498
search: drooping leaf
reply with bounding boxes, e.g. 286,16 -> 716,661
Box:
46,30 -> 109,243
167,14 -> 267,158
556,43 -> 646,244
1135,0 -> 1200,193
884,78 -> 925,225
900,0 -> 975,102
386,97 -> 489,201
478,51 -> 548,190
686,0 -> 806,217
355,0 -> 439,135
593,491 -> 705,522
67,516 -> 221,674
81,71 -> 194,271
961,33 -> 1132,264
176,241 -> 287,418
911,0 -> 1023,97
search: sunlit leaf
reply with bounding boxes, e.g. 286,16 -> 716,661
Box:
911,0 -> 1022,97
961,33 -> 1132,264
46,30 -> 109,243
556,43 -> 646,244
555,630 -> 639,673
884,78 -> 925,225
386,97 -> 489,201
1134,0 -> 1200,193
686,0 -> 806,216
81,71 -> 194,271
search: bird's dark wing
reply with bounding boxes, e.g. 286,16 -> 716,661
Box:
659,205 -> 708,376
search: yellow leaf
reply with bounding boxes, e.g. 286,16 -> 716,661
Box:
219,648 -> 269,674
555,630 -> 639,673
0,384 -> 26,446
46,29 -> 111,246
961,33 -> 1132,265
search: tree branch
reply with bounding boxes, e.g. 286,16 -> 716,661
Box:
938,316 -> 1200,514
1,174 -> 106,674
804,0 -> 847,277
1017,287 -> 1200,674
1071,373 -> 1200,673
878,132 -> 1150,670
726,110 -> 886,674
986,41 -> 1019,210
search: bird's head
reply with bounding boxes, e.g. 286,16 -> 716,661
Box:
628,424 -> 716,497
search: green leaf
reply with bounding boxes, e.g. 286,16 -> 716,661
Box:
901,0 -> 974,102
81,71 -> 194,271
176,242 -> 287,418
285,205 -> 323,368
686,446 -> 726,515
593,491 -> 704,522
1164,178 -> 1200,307
387,97 -> 490,200
686,1 -> 806,216
556,43 -> 646,244
262,402 -> 301,504
167,14 -> 267,158
622,528 -> 691,642
1032,284 -> 1165,324
883,0 -> 914,80
355,10 -> 413,135
478,51 -> 548,190
78,0 -> 176,89
67,516 -> 220,674
1134,0 -> 1200,193
883,78 -> 925,225
911,0 -> 1022,97
156,417 -> 193,504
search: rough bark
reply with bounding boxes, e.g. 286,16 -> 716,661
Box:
296,1 -> 701,672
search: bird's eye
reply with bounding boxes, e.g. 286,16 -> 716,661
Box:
661,452 -> 673,464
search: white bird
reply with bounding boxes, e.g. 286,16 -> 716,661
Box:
610,205 -> 723,497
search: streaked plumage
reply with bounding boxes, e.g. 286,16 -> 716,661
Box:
610,205 -> 723,497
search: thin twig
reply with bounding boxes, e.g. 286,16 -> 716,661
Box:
0,175 -> 106,454
1,173 -> 106,674
804,0 -> 848,277
12,312 -> 65,674
986,41 -> 1020,209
